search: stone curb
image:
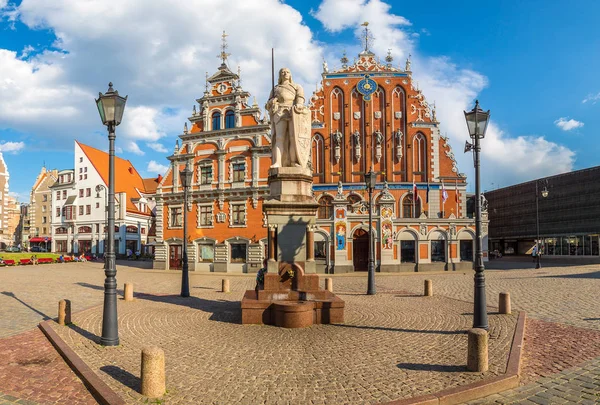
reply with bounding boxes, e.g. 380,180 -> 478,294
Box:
385,311 -> 527,405
38,320 -> 126,405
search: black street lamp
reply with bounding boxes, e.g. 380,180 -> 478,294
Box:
95,82 -> 127,346
464,100 -> 490,330
535,180 -> 549,269
96,184 -> 108,257
365,170 -> 377,295
179,165 -> 193,298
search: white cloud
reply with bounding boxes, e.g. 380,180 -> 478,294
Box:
582,92 -> 600,104
554,117 -> 584,131
0,141 -> 25,153
8,190 -> 28,202
124,140 -> 144,156
147,142 -> 168,153
147,160 -> 168,175
314,0 -> 575,188
1,0 -> 323,151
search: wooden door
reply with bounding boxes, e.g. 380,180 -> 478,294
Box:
169,245 -> 182,270
353,229 -> 369,271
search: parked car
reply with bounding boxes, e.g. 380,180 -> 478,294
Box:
5,246 -> 21,252
30,246 -> 48,252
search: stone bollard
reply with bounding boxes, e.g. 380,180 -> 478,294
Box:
499,292 -> 511,314
124,283 -> 134,302
325,278 -> 333,292
58,299 -> 71,325
467,328 -> 489,372
222,279 -> 230,293
141,346 -> 166,398
424,279 -> 433,296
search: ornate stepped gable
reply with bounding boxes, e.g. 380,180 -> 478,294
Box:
308,44 -> 463,206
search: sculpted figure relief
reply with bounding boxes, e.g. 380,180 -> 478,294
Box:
266,68 -> 311,169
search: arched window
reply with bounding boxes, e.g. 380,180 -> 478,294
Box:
225,110 -> 235,128
312,134 -> 324,175
212,111 -> 221,130
318,195 -> 333,219
402,194 -> 421,218
78,226 -> 92,234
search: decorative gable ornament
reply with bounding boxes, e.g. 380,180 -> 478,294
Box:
353,111 -> 361,120
333,112 -> 341,120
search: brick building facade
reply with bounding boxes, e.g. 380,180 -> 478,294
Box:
153,37 -> 485,273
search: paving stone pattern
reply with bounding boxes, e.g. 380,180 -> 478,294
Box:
1,260 -> 600,404
50,290 -> 516,404
0,329 -> 98,405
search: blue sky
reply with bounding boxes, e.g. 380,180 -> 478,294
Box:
1,0 -> 599,201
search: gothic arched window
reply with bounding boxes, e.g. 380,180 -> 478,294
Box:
318,195 -> 333,219
312,134 -> 324,175
402,194 -> 421,218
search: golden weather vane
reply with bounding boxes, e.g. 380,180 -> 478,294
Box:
218,30 -> 231,65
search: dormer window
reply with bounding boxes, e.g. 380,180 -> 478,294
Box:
212,111 -> 221,130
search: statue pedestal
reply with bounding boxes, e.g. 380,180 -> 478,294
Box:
240,167 -> 345,327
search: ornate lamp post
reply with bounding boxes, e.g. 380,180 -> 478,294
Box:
365,170 -> 377,295
179,165 -> 193,297
535,180 -> 549,269
95,82 -> 127,346
464,100 -> 490,330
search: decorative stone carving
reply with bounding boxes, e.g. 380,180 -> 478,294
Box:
216,212 -> 226,223
395,129 -> 403,161
395,111 -> 402,119
352,130 -> 361,162
332,131 -> 342,164
374,130 -> 383,162
420,223 -> 427,235
336,181 -> 344,199
266,68 -> 311,169
333,112 -> 340,120
353,111 -> 361,120
374,111 -> 382,119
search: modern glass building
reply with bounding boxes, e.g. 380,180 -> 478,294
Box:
485,166 -> 600,257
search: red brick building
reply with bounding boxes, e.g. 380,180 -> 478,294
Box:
154,37 -> 485,273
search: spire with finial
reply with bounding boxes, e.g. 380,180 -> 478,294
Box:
360,22 -> 374,54
252,96 -> 258,108
183,122 -> 189,134
340,49 -> 348,67
192,105 -> 197,116
217,30 -> 231,68
431,101 -> 437,122
237,65 -> 242,88
174,140 -> 180,153
385,48 -> 393,67
204,71 -> 209,94
405,53 -> 412,72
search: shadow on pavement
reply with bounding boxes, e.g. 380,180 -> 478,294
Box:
75,282 -> 124,295
1,291 -> 52,320
396,362 -> 466,372
136,293 -> 241,324
541,271 -> 600,279
333,323 -> 466,335
68,323 -> 101,344
100,365 -> 140,392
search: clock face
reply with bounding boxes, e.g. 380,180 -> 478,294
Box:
356,75 -> 377,101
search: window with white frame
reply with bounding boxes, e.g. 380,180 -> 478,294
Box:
230,202 -> 246,226
198,204 -> 213,227
200,166 -> 213,185
198,244 -> 214,262
232,161 -> 245,183
169,206 -> 183,228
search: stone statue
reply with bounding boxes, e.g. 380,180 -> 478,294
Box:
266,68 -> 311,169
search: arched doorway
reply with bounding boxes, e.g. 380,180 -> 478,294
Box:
353,228 -> 369,271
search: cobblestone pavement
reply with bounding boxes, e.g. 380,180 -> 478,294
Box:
0,328 -> 98,405
1,260 -> 600,404
51,290 -> 516,404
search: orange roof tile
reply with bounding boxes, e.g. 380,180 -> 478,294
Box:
142,177 -> 159,194
76,141 -> 150,216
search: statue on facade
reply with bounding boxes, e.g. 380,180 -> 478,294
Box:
266,68 -> 311,169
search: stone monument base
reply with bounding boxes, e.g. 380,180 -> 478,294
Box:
241,263 -> 345,328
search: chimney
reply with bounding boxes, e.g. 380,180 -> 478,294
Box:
157,174 -> 163,182
128,166 -> 133,174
